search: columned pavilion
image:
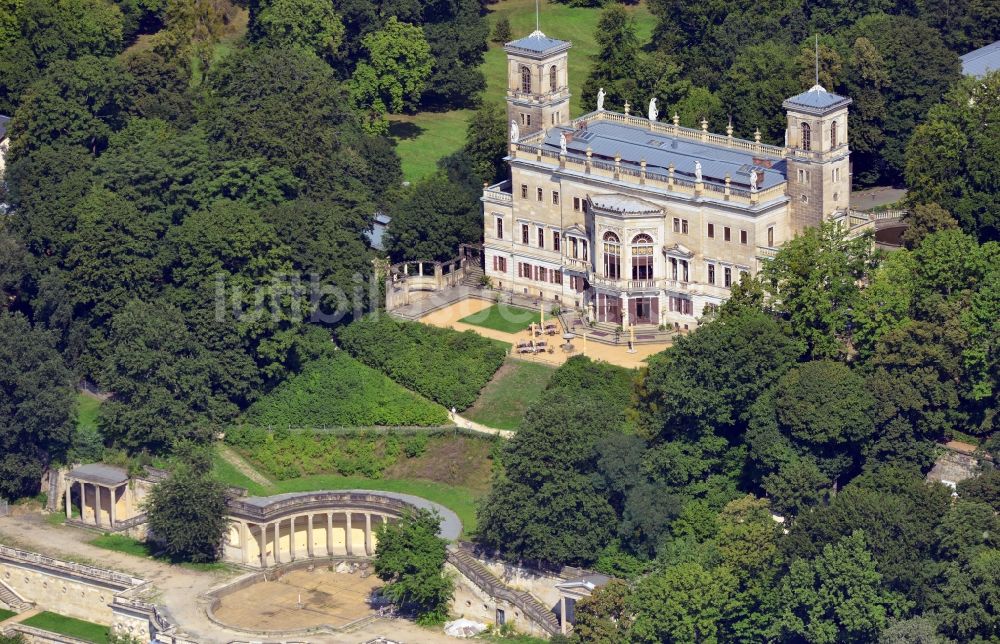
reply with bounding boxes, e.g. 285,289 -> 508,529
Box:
64,464 -> 133,529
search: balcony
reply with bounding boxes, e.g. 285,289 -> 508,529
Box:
483,181 -> 513,205
587,272 -> 691,293
563,256 -> 590,272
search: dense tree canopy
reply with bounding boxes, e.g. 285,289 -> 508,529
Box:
373,509 -> 452,622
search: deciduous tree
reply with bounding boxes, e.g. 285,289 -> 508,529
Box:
373,509 -> 452,622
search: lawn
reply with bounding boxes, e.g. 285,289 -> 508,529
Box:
89,533 -> 235,571
464,360 -> 556,430
393,0 -> 656,181
21,612 -> 109,643
459,304 -> 543,333
75,392 -> 102,433
0,608 -> 15,621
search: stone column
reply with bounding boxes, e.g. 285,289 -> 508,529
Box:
560,596 -> 567,635
93,484 -> 102,528
345,512 -> 353,556
240,522 -> 249,565
326,513 -> 333,556
274,522 -> 282,564
65,480 -> 72,519
108,485 -> 116,527
258,524 -> 267,568
364,513 -> 372,556
289,516 -> 296,561
306,514 -> 314,558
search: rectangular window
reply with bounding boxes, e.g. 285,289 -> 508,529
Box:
724,227 -> 732,242
767,226 -> 774,246
553,270 -> 563,285
537,227 -> 544,248
553,232 -> 560,252
707,223 -> 715,238
526,115 -> 531,126
573,197 -> 581,211
552,191 -> 559,205
740,230 -> 748,245
497,257 -> 507,272
536,187 -> 543,202
521,184 -> 528,199
495,218 -> 503,239
521,224 -> 529,244
682,219 -> 689,234
724,267 -> 732,287
673,218 -> 680,233
708,263 -> 716,285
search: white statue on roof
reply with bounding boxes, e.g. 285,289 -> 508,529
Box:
510,120 -> 519,143
749,170 -> 758,192
559,132 -> 567,156
648,98 -> 658,122
694,161 -> 702,183
597,87 -> 606,111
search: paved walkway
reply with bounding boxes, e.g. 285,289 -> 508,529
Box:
449,411 -> 515,439
0,512 -> 461,643
851,186 -> 907,209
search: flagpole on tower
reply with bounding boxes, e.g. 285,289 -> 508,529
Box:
815,33 -> 819,86
536,0 -> 540,33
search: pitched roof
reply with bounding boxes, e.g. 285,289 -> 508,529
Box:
505,30 -> 571,57
539,120 -> 787,190
590,194 -> 662,214
68,463 -> 130,486
782,85 -> 851,114
961,40 -> 1000,78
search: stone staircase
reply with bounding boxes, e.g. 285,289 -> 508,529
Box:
447,548 -> 561,635
0,580 -> 34,613
461,264 -> 485,288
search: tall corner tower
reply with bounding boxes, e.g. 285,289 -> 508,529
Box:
504,30 -> 571,136
783,85 -> 852,233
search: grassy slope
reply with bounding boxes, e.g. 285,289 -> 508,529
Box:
393,0 -> 655,182
76,392 -> 102,433
21,612 -> 109,643
464,360 -> 556,429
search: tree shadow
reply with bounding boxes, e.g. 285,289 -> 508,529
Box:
388,121 -> 426,141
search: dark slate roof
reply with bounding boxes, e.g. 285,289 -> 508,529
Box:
365,212 -> 391,251
0,114 -> 10,140
783,85 -> 851,114
505,30 -> 570,57
539,120 -> 787,190
68,463 -> 130,486
961,40 -> 1000,78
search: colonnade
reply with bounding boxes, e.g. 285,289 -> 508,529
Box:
230,511 -> 391,567
65,480 -> 127,528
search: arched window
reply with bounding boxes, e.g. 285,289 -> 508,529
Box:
603,232 -> 620,279
631,234 -> 654,280
801,122 -> 812,151
830,120 -> 838,148
520,66 -> 531,93
549,65 -> 557,92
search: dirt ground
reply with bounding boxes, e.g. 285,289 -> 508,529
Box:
420,299 -> 672,369
212,568 -> 383,632
385,435 -> 493,493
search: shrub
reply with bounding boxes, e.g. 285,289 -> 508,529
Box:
338,316 -> 508,410
245,351 -> 448,427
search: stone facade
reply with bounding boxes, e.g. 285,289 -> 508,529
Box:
485,32 -> 853,328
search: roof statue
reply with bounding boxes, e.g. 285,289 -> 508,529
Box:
559,132 -> 567,156
648,97 -> 658,122
597,87 -> 606,111
694,160 -> 702,182
749,170 -> 758,192
510,120 -> 519,143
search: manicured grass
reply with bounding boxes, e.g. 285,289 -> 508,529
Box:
21,612 -> 109,643
459,304 -> 543,333
213,452 -> 269,496
465,360 -> 556,430
271,475 -> 482,537
75,393 -> 102,433
390,110 -> 473,182
90,534 -> 152,558
0,608 -> 16,621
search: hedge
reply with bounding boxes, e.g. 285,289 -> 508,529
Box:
338,315 -> 508,410
245,351 -> 449,427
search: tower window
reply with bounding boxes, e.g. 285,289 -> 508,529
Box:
496,217 -> 503,239
801,123 -> 811,151
724,227 -> 731,242
536,187 -> 543,201
549,65 -> 557,92
767,226 -> 774,246
520,66 -> 531,93
831,121 -> 838,148
707,223 -> 715,238
520,184 -> 527,198
740,230 -> 748,244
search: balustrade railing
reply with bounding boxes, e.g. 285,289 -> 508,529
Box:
226,491 -> 414,521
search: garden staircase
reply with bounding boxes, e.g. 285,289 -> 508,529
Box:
0,580 -> 34,613
461,264 -> 485,288
446,548 -> 561,635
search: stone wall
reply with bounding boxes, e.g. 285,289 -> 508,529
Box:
445,563 -> 549,638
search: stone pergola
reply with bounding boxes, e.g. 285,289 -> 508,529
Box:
555,573 -> 611,634
65,464 -> 132,529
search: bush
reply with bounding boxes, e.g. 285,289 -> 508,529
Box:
245,351 -> 448,427
338,316 -> 508,410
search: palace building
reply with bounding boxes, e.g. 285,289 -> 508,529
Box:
482,30 -> 852,329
